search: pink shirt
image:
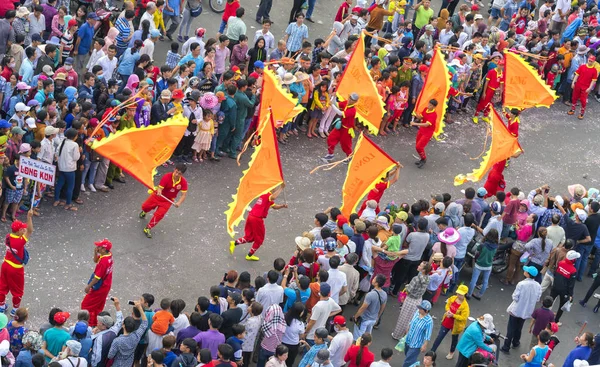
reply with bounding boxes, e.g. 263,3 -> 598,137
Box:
516,223 -> 533,242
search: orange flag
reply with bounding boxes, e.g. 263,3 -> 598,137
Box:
414,46 -> 451,140
504,51 -> 557,109
336,31 -> 386,135
454,109 -> 522,186
89,113 -> 188,189
340,133 -> 398,217
225,111 -> 284,237
260,69 -> 304,127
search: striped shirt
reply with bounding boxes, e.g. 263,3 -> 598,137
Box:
405,311 -> 433,348
115,17 -> 131,49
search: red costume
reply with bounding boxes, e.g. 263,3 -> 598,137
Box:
505,114 -> 519,137
142,172 -> 188,229
81,239 -> 113,327
234,193 -> 274,255
570,63 -> 598,116
0,231 -> 28,310
415,107 -> 437,161
358,181 -> 389,216
327,101 -> 357,156
475,68 -> 503,116
483,161 -> 507,198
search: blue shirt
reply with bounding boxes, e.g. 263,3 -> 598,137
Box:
283,288 -> 311,312
115,17 -> 132,49
117,49 -> 141,75
285,23 -> 309,52
19,59 -> 34,85
178,53 -> 204,76
163,0 -> 181,16
405,311 -> 433,348
77,22 -> 95,54
562,345 -> 591,367
456,322 -> 494,358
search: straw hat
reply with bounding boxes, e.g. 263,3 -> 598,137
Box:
282,73 -> 297,85
295,72 -> 309,82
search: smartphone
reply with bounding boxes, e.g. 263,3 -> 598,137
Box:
110,297 -> 115,301
128,300 -> 136,305
544,188 -> 550,194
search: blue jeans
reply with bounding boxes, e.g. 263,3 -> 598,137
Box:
306,0 -> 316,18
256,348 -> 274,367
353,318 -> 376,340
575,244 -> 593,280
468,267 -> 491,297
55,171 -> 75,205
403,346 -> 421,367
218,19 -> 227,33
431,325 -> 459,353
87,161 -> 99,186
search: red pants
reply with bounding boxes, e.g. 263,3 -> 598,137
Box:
81,282 -> 111,327
235,215 -> 265,255
142,194 -> 172,229
475,87 -> 495,115
415,131 -> 433,160
0,262 -> 24,308
571,84 -> 589,114
327,128 -> 353,156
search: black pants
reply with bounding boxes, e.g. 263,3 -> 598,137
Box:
283,343 -> 300,367
503,315 -> 525,349
402,102 -> 415,125
174,134 -> 194,157
455,352 -> 470,367
242,351 -> 252,367
256,0 -> 273,21
289,0 -> 304,23
72,165 -> 83,200
364,27 -> 376,48
392,258 -> 420,293
550,289 -> 569,322
583,275 -> 600,303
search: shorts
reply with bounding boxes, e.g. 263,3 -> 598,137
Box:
490,8 -> 501,18
6,189 -> 23,204
310,109 -> 324,119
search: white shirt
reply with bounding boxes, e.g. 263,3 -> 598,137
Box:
96,55 -> 118,79
327,268 -> 347,304
255,283 -> 283,313
58,357 -> 88,367
140,38 -> 155,59
172,314 -> 190,337
552,0 -> 571,22
40,137 -> 55,164
87,49 -> 105,72
370,361 -> 391,367
254,30 -> 275,57
328,329 -> 353,367
57,139 -> 80,172
281,318 -> 305,345
140,11 -> 156,30
483,215 -> 503,241
307,298 -> 341,340
182,37 -> 205,57
28,13 -> 46,39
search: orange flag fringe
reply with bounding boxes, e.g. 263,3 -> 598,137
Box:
339,133 -> 398,217
414,46 -> 451,140
260,69 -> 304,128
225,112 -> 284,237
504,51 -> 557,109
89,113 -> 188,189
336,31 -> 386,135
454,109 -> 522,186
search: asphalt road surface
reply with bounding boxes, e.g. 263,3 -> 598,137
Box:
13,0 -> 600,366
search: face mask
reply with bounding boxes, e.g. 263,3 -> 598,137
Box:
65,65 -> 73,71
8,63 -> 15,68
98,74 -> 104,79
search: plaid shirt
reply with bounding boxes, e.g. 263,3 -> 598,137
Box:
406,272 -> 429,299
107,320 -> 148,367
5,139 -> 20,165
166,51 -> 181,69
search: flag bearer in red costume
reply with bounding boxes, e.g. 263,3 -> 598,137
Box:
321,93 -> 359,163
411,99 -> 438,169
139,164 -> 188,238
568,54 -> 598,120
229,183 -> 288,261
473,53 -> 504,124
483,160 -> 507,198
504,108 -> 521,167
357,164 -> 401,216
0,211 -> 33,316
81,238 -> 113,327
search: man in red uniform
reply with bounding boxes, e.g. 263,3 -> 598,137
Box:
0,211 -> 33,315
140,164 -> 188,238
229,183 -> 287,261
321,93 -> 359,163
357,164 -> 401,216
473,53 -> 503,124
568,54 -> 598,119
81,238 -> 113,327
483,161 -> 507,198
411,99 -> 438,169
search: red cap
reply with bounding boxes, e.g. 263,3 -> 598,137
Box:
53,311 -> 70,324
231,65 -> 240,73
11,221 -> 28,233
589,55 -> 597,62
172,89 -> 184,99
337,215 -> 348,228
419,65 -> 429,73
196,27 -> 206,37
68,19 -> 78,28
549,322 -> 559,333
94,238 -> 113,251
333,315 -> 346,326
471,4 -> 479,10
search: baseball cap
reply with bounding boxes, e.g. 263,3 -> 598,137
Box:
474,14 -> 483,20
523,265 -> 539,277
66,340 -> 82,356
38,75 -> 48,81
397,211 -> 408,221
354,219 -> 366,232
319,283 -> 331,297
95,238 -> 113,251
150,29 -> 161,38
16,82 -> 30,90
64,57 -> 74,65
417,300 -> 432,312
315,349 -> 330,364
471,4 -> 479,10
418,64 -> 429,73
15,102 -> 30,112
87,12 -> 99,20
11,127 -> 26,135
97,315 -> 114,327
333,315 -> 346,326
68,19 -> 78,28
575,208 -> 588,222
254,60 -> 265,69
566,250 -> 581,261
31,33 -> 42,42
45,126 -> 59,136
74,321 -> 88,335
477,187 -> 487,197
42,65 -> 54,76
0,120 -> 10,129
11,220 -> 28,232
324,237 -> 336,251
25,118 -> 36,129
18,143 -> 31,154
53,311 -> 70,324
337,234 -> 349,245
196,27 -> 206,37
491,201 -> 502,214
434,202 -> 445,213
554,195 -> 564,207
456,284 -> 469,295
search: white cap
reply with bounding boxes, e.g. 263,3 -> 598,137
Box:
554,195 -> 564,207
566,250 -> 581,261
15,102 -> 30,112
25,117 -> 36,129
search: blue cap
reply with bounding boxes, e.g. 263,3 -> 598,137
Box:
254,60 -> 265,69
319,283 -> 331,297
87,12 -> 99,20
79,91 -> 92,100
65,57 -> 74,65
150,29 -> 161,38
0,120 -> 11,129
523,265 -> 539,277
324,237 -> 336,251
31,33 -> 42,42
477,187 -> 488,197
74,321 -> 88,335
417,300 -> 432,311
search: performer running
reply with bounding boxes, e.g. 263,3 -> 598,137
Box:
483,160 -> 507,198
357,164 -> 401,216
0,211 -> 33,315
139,164 -> 188,238
568,54 -> 598,120
504,108 -> 521,167
81,239 -> 113,327
321,93 -> 359,163
411,99 -> 438,169
229,183 -> 288,261
472,53 -> 503,124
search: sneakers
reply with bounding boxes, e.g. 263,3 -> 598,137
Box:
446,352 -> 454,360
481,116 -> 490,123
9,308 -> 16,317
578,113 -> 584,120
139,211 -> 146,219
472,116 -> 479,124
88,184 -> 97,192
80,184 -> 86,192
245,254 -> 260,261
143,227 -> 152,238
321,154 -> 334,163
229,240 -> 236,254
567,109 -> 575,115
416,159 -> 426,169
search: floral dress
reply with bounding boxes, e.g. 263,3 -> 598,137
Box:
7,321 -> 28,357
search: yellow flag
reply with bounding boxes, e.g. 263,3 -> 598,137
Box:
260,69 -> 304,127
504,51 -> 558,109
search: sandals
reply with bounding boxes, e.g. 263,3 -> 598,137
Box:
64,205 -> 78,211
74,199 -> 84,205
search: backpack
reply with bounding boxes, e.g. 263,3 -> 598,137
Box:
5,234 -> 29,265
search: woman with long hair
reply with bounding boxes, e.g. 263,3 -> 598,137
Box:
563,332 -> 594,367
281,302 -> 305,367
248,37 -> 267,68
524,227 -> 553,282
344,333 -> 374,367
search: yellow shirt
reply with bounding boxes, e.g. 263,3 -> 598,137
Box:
153,9 -> 165,32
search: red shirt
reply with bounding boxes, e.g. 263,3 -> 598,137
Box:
420,108 -> 437,136
441,300 -> 461,329
93,253 -> 113,286
4,234 -> 27,268
574,64 -> 599,88
158,172 -> 188,200
505,115 -> 519,137
222,0 -> 240,22
366,182 -> 389,203
340,100 -> 357,129
344,345 -> 375,367
486,69 -> 502,90
249,193 -> 274,218
335,2 -> 350,22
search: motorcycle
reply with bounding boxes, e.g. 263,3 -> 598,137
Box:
467,317 -> 505,367
93,0 -> 121,40
209,0 -> 225,13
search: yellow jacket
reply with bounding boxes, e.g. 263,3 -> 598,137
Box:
443,295 -> 470,334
